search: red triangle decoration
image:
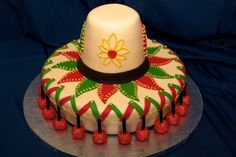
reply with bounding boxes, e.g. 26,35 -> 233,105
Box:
135,75 -> 163,90
149,56 -> 174,66
98,84 -> 118,104
58,71 -> 84,84
59,51 -> 80,61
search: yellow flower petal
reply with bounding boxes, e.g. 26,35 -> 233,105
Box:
117,48 -> 129,55
114,40 -> 124,50
116,55 -> 127,61
98,45 -> 109,52
108,33 -> 117,50
98,52 -> 108,58
112,59 -> 121,67
103,58 -> 112,66
102,39 -> 110,49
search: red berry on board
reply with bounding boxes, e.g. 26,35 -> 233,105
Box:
175,103 -> 188,116
42,106 -> 56,120
53,118 -> 67,131
166,112 -> 180,126
71,126 -> 85,139
154,120 -> 169,134
37,97 -> 46,109
183,95 -> 191,105
135,127 -> 150,141
118,131 -> 132,145
92,130 -> 107,144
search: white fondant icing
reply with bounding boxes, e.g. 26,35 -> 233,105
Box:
41,4 -> 186,134
81,4 -> 145,73
42,39 -> 186,134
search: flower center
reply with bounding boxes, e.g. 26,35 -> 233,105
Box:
108,50 -> 117,59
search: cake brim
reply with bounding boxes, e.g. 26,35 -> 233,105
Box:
41,38 -> 186,134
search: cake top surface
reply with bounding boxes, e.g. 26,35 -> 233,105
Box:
81,4 -> 145,73
87,4 -> 139,26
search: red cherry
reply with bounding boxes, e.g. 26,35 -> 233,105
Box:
92,130 -> 107,144
53,118 -> 67,131
37,97 -> 46,109
42,106 -> 56,120
135,127 -> 150,141
166,112 -> 180,126
175,103 -> 188,116
108,50 -> 117,59
71,126 -> 85,139
118,131 -> 132,145
154,120 -> 169,134
183,95 -> 191,105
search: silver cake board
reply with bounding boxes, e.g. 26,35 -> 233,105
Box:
23,75 -> 203,157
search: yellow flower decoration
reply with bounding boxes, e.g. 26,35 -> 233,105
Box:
98,33 -> 129,68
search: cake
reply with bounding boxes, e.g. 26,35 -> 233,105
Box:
38,4 -> 190,144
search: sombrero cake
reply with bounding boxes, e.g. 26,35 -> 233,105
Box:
38,4 -> 191,144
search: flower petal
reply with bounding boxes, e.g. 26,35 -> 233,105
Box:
112,59 -> 121,67
103,58 -> 112,66
116,55 -> 127,61
117,48 -> 129,55
98,52 -> 108,58
108,33 -> 117,50
115,40 -> 124,50
102,39 -> 110,50
98,45 -> 109,52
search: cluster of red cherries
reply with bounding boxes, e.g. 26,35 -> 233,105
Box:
37,85 -> 190,145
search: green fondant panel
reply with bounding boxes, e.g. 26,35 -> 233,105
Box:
119,82 -> 139,101
159,91 -> 173,102
169,83 -> 181,92
147,46 -> 161,56
55,86 -> 64,105
70,95 -> 78,113
41,68 -> 51,79
175,74 -> 186,81
148,66 -> 174,79
109,103 -> 123,119
145,96 -> 160,110
43,60 -> 53,67
71,40 -> 80,52
90,101 -> 100,119
52,60 -> 77,71
75,79 -> 98,97
129,100 -> 144,117
45,78 -> 55,91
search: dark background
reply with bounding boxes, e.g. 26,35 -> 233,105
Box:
0,0 -> 236,156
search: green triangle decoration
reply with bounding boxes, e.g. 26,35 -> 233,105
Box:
52,60 -> 77,71
147,46 -> 161,56
41,68 -> 51,79
78,22 -> 86,54
43,60 -> 53,67
75,79 -> 98,97
147,66 -> 174,79
71,40 -> 80,52
119,82 -> 139,101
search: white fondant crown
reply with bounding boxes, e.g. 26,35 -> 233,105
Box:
80,4 -> 146,74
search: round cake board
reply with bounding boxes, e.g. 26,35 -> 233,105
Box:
23,74 -> 203,157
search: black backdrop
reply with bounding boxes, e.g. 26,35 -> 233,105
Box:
0,0 -> 236,156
